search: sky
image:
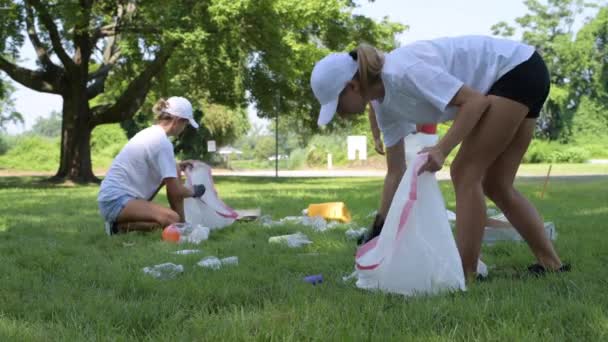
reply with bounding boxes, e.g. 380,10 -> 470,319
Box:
1,0 -> 590,134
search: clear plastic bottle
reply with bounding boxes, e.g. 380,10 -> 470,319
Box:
142,263 -> 184,279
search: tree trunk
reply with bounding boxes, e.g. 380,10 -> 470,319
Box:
52,87 -> 99,183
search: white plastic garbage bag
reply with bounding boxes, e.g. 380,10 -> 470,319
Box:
184,161 -> 238,230
355,154 -> 466,296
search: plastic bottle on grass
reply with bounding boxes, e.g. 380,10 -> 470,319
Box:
162,223 -> 210,244
221,256 -> 239,266
197,256 -> 222,270
142,263 -> 184,279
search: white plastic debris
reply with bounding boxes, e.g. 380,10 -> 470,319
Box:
182,225 -> 210,244
345,227 -> 368,240
268,232 -> 313,248
484,222 -> 557,244
197,256 -> 222,270
477,259 -> 489,278
342,270 -> 358,282
172,249 -> 202,255
169,223 -> 210,244
446,210 -> 456,222
220,256 -> 239,266
142,263 -> 184,279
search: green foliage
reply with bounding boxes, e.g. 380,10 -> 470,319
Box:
571,96 -> 608,138
0,136 -> 59,171
523,140 -> 591,163
305,134 -> 347,167
29,111 -> 61,138
254,136 -> 277,161
287,148 -> 308,169
0,133 -> 15,155
90,124 -> 128,169
0,78 -> 22,132
492,0 -> 604,141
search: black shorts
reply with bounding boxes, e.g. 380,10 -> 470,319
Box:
487,51 -> 550,118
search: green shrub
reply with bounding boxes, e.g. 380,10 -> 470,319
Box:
549,147 -> 590,163
288,148 -> 307,169
91,124 -> 128,169
305,134 -> 347,167
523,140 -> 591,163
0,136 -> 60,171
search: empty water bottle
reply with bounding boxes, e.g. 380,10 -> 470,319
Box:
221,256 -> 239,266
197,256 -> 222,270
142,263 -> 184,279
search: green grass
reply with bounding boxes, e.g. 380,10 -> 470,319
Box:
517,163 -> 608,176
1,176 -> 607,340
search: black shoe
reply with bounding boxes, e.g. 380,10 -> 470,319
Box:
357,214 -> 385,245
527,263 -> 571,276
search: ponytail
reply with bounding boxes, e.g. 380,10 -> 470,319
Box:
350,44 -> 384,94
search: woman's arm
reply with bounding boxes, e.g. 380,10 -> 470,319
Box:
437,86 -> 490,155
368,103 -> 385,155
379,138 -> 406,218
419,86 -> 490,173
165,177 -> 194,222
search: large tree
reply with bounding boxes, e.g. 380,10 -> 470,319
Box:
491,0 -> 600,140
0,0 -> 184,182
0,0 -> 403,182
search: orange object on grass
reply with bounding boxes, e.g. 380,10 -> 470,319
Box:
307,202 -> 352,223
162,225 -> 181,243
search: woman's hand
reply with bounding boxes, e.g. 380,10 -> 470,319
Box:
178,159 -> 196,172
418,145 -> 446,175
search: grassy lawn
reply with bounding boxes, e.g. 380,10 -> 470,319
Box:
0,175 -> 607,340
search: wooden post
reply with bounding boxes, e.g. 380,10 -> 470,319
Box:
541,164 -> 552,199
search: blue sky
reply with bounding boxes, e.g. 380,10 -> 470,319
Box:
1,0 -> 587,134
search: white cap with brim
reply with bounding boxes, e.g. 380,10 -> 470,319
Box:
310,53 -> 358,126
165,96 -> 199,129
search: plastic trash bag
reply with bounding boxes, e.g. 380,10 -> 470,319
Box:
184,161 -> 239,230
355,154 -> 466,297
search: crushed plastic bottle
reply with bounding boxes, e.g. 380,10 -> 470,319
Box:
220,256 -> 239,266
301,216 -> 328,232
142,263 -> 184,279
183,225 -> 210,244
259,215 -> 276,228
172,249 -> 202,255
164,223 -> 210,244
268,232 -> 313,248
197,256 -> 222,270
345,227 -> 368,240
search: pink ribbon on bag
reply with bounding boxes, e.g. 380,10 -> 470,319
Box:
355,153 -> 429,270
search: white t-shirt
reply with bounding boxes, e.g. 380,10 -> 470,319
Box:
374,35 -> 535,147
98,125 -> 177,202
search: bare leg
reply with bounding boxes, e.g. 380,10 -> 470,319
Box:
116,199 -> 180,231
116,221 -> 162,233
483,119 -> 562,269
451,95 -> 530,278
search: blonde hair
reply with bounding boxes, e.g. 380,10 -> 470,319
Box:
351,44 -> 384,94
152,98 -> 176,122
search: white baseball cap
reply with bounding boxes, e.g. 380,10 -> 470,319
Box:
310,53 -> 358,126
165,96 -> 199,129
